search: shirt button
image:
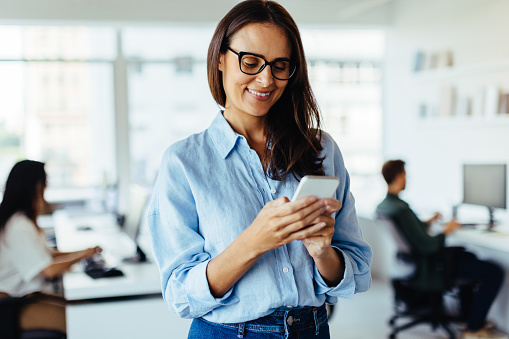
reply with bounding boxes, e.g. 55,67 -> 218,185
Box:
287,316 -> 294,325
282,267 -> 289,273
270,188 -> 276,194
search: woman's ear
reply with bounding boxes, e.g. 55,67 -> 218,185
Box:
218,53 -> 225,72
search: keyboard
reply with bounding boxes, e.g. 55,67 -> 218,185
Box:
82,254 -> 124,279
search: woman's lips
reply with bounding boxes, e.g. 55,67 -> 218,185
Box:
247,88 -> 272,102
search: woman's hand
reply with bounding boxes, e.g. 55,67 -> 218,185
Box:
207,196 -> 327,298
42,246 -> 102,279
51,246 -> 102,258
301,198 -> 345,287
301,198 -> 342,258
82,246 -> 102,259
242,196 -> 328,257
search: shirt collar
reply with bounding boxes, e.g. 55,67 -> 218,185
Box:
208,111 -> 241,159
386,192 -> 401,201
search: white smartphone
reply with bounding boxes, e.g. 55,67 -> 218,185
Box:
291,175 -> 340,202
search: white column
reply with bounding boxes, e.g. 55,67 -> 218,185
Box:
113,29 -> 130,214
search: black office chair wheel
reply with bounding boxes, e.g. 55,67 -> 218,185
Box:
389,333 -> 396,339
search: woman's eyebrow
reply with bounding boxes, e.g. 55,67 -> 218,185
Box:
240,49 -> 291,61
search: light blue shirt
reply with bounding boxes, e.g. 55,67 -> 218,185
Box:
148,112 -> 372,323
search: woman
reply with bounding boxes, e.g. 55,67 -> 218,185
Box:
148,1 -> 372,338
0,160 -> 100,334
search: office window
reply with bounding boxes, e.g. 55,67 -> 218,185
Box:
1,25 -> 385,209
303,29 -> 385,204
123,27 -> 218,185
0,26 -> 116,200
124,26 -> 384,191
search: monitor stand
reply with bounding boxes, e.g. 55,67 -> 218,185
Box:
485,207 -> 497,232
123,245 -> 148,263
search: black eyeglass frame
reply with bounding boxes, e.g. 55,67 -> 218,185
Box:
227,47 -> 297,80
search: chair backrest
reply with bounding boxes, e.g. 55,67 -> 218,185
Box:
0,296 -> 26,339
375,213 -> 412,254
374,213 -> 416,280
0,296 -> 66,339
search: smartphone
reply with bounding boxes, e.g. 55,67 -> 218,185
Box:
291,175 -> 340,202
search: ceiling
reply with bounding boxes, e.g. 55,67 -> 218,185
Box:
0,0 -> 395,26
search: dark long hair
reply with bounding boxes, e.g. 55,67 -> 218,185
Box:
0,160 -> 47,234
207,0 -> 325,182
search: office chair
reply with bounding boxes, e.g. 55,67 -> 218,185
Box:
0,296 -> 66,339
375,214 -> 459,339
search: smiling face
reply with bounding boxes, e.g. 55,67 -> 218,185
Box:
218,23 -> 291,124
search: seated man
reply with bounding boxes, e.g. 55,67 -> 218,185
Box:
376,159 -> 506,339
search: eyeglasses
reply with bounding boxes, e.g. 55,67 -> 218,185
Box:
228,47 -> 296,80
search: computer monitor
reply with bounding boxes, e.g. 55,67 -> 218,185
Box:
121,184 -> 150,262
463,164 -> 507,229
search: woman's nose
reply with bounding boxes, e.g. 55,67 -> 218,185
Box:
256,65 -> 275,87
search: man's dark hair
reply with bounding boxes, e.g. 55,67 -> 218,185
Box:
381,159 -> 406,185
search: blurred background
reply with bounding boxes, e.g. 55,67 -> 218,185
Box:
1,0 -> 508,338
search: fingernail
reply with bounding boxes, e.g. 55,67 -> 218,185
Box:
308,196 -> 317,202
318,222 -> 326,227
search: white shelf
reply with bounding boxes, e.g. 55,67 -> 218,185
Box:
413,59 -> 509,83
417,114 -> 509,128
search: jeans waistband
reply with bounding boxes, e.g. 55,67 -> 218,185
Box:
205,304 -> 327,338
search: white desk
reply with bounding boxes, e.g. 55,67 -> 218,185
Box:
447,223 -> 509,333
53,211 -> 192,339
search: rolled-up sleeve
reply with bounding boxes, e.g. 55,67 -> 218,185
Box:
314,133 -> 372,301
147,148 -> 239,319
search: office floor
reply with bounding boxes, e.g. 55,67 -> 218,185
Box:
329,278 -> 457,339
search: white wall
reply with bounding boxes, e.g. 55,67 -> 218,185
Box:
383,0 -> 509,217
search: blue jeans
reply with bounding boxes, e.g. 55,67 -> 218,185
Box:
188,304 -> 330,339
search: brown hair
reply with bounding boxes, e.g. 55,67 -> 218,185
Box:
207,0 -> 324,182
381,160 -> 406,185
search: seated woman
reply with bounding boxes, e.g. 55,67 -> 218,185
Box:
0,160 -> 100,334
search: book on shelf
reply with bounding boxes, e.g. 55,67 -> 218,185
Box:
437,86 -> 456,117
427,53 -> 440,69
419,103 -> 427,118
413,50 -> 454,72
499,93 -> 509,114
413,51 -> 425,72
471,89 -> 485,117
418,103 -> 437,118
454,96 -> 471,117
437,50 -> 454,68
483,85 -> 500,118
